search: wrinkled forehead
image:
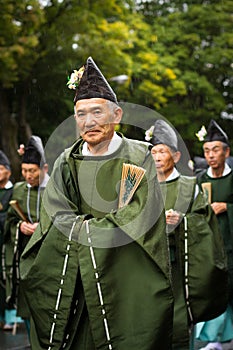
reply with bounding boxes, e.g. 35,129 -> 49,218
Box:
75,98 -> 108,111
151,144 -> 173,153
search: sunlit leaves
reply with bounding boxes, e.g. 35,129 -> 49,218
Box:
0,0 -> 44,87
138,0 -> 233,153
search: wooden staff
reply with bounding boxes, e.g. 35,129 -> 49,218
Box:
9,200 -> 28,222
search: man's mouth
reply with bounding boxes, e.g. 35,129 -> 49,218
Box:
155,163 -> 162,168
85,129 -> 100,135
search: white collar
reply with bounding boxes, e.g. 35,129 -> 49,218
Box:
2,180 -> 13,189
207,162 -> 231,178
163,167 -> 199,199
165,168 -> 180,182
82,132 -> 122,156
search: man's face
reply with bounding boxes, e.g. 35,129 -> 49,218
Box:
151,144 -> 179,179
203,141 -> 229,169
21,164 -> 47,187
74,98 -> 122,147
0,165 -> 11,185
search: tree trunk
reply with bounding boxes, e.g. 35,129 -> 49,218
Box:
17,82 -> 32,144
0,85 -> 32,182
0,89 -> 21,182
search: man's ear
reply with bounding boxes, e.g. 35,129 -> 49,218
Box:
225,147 -> 230,158
173,151 -> 181,164
113,106 -> 123,124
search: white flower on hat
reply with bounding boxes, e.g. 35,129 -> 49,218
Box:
145,125 -> 155,141
67,66 -> 85,90
17,144 -> 25,156
195,125 -> 207,141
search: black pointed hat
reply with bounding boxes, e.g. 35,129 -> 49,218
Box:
204,119 -> 229,145
0,150 -> 11,170
22,135 -> 46,167
67,57 -> 118,104
147,119 -> 178,151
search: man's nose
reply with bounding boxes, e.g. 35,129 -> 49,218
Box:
85,113 -> 96,126
25,174 -> 31,180
209,150 -> 214,157
154,153 -> 161,161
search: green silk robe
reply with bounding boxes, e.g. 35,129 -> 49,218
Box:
160,174 -> 227,349
21,136 -> 174,350
4,181 -> 47,317
197,171 -> 233,300
195,168 -> 233,342
160,176 -> 193,350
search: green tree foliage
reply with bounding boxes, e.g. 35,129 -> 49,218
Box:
0,0 -> 44,179
0,0 -> 44,87
0,0 -> 181,179
0,0 -> 232,179
137,0 -> 233,156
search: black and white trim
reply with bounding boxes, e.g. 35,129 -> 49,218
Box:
184,215 -> 194,323
48,216 -> 80,350
85,220 -> 113,350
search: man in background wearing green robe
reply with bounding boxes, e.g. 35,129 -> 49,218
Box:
4,136 -> 49,337
20,57 -> 174,350
195,120 -> 233,350
146,119 -> 227,350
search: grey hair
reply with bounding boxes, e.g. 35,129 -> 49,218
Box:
107,100 -> 119,112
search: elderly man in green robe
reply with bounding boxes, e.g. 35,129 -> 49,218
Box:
20,57 -> 174,350
4,136 -> 49,335
146,119 -> 227,350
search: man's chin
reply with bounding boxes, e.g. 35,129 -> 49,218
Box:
82,135 -> 111,147
83,137 -> 101,146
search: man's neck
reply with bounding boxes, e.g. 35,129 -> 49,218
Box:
0,180 -> 8,189
211,165 -> 225,178
157,167 -> 179,183
157,173 -> 167,182
157,170 -> 173,183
